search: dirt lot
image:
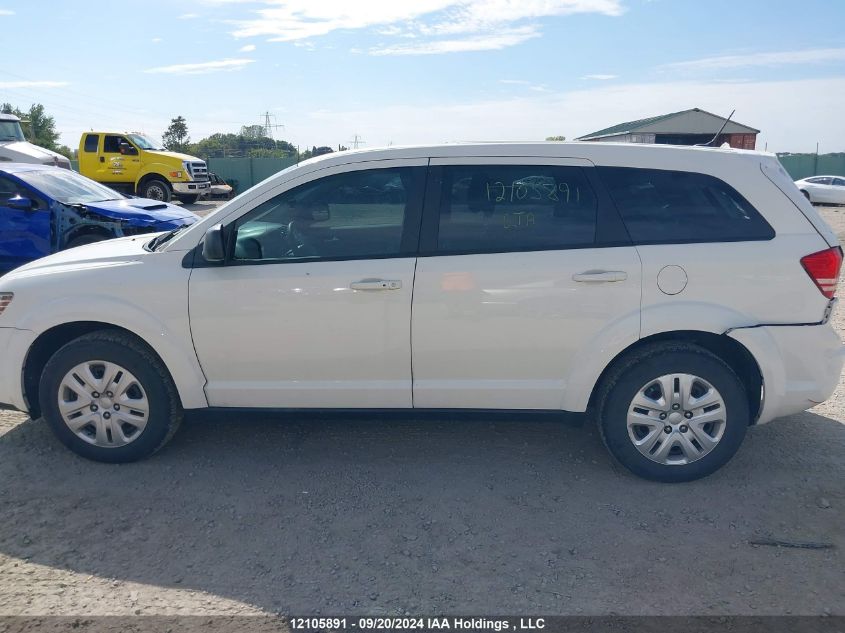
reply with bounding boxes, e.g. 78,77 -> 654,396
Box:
0,208 -> 843,617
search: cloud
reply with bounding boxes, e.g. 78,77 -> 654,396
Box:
369,26 -> 540,55
0,80 -> 69,88
151,37 -> 163,43
0,9 -> 14,15
664,47 -> 845,71
144,58 -> 255,75
499,79 -> 532,85
238,43 -> 256,52
178,12 -> 199,19
227,0 -> 623,54
583,74 -> 617,80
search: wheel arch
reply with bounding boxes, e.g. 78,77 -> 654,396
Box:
63,224 -> 114,247
586,330 -> 764,424
135,172 -> 171,194
22,319 -> 206,418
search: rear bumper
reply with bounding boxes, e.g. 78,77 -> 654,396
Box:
0,326 -> 36,412
729,322 -> 844,424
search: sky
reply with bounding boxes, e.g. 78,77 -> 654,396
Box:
1,0 -> 844,154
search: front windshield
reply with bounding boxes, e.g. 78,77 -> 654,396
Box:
127,134 -> 163,150
18,169 -> 126,204
0,120 -> 26,142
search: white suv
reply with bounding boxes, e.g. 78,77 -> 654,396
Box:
0,143 -> 842,482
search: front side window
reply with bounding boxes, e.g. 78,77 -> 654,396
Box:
231,167 -> 418,262
103,135 -> 130,153
435,165 -> 597,253
598,167 -> 774,244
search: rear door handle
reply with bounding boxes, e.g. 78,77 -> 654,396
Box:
350,279 -> 402,291
572,270 -> 628,283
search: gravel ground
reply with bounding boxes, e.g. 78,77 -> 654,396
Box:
0,208 -> 842,617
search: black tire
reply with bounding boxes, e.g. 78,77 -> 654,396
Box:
596,342 -> 749,483
139,178 -> 172,202
39,331 -> 183,463
66,234 -> 108,249
801,190 -> 811,202
178,194 -> 199,205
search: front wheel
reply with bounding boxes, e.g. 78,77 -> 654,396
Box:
178,194 -> 199,205
139,179 -> 172,202
39,331 -> 183,463
596,343 -> 749,482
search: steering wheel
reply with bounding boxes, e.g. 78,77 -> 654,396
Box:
284,220 -> 319,258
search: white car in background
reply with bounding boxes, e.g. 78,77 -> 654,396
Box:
795,175 -> 845,205
0,143 -> 842,482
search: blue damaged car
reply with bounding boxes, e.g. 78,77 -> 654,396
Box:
0,163 -> 198,274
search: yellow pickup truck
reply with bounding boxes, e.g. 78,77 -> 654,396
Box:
78,132 -> 210,203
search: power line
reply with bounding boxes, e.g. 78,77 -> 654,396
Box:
348,133 -> 366,149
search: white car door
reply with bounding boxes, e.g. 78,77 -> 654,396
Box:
411,158 -> 642,410
188,160 -> 427,408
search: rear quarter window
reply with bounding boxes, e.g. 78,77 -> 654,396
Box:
83,135 -> 99,152
597,167 -> 775,244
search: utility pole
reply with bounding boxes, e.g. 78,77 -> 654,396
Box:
259,111 -> 284,139
349,133 -> 366,150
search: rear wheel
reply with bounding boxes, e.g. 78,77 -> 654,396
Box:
139,179 -> 171,202
178,194 -> 199,205
596,343 -> 749,482
801,190 -> 812,202
39,331 -> 182,463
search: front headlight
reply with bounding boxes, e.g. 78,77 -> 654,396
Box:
0,293 -> 13,316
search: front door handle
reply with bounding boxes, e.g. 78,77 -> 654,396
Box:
350,279 -> 402,291
99,157 -> 105,163
572,270 -> 628,283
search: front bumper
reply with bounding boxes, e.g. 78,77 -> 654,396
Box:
729,322 -> 845,424
173,181 -> 210,195
0,326 -> 36,412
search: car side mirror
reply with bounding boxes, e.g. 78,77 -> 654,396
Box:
202,224 -> 226,262
7,196 -> 34,211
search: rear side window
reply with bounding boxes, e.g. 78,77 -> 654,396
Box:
598,167 -> 774,244
83,135 -> 99,153
435,165 -> 597,253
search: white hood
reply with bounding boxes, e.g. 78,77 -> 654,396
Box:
0,140 -> 70,164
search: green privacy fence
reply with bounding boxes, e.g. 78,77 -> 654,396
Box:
67,158 -> 299,193
207,157 -> 298,193
777,154 -> 845,180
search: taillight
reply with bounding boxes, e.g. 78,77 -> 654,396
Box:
800,246 -> 843,299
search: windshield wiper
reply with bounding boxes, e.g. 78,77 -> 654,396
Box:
148,225 -> 188,251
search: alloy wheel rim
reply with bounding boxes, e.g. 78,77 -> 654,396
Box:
626,373 -> 726,465
57,360 -> 150,447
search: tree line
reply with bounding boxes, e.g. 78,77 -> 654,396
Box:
162,115 -> 342,161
